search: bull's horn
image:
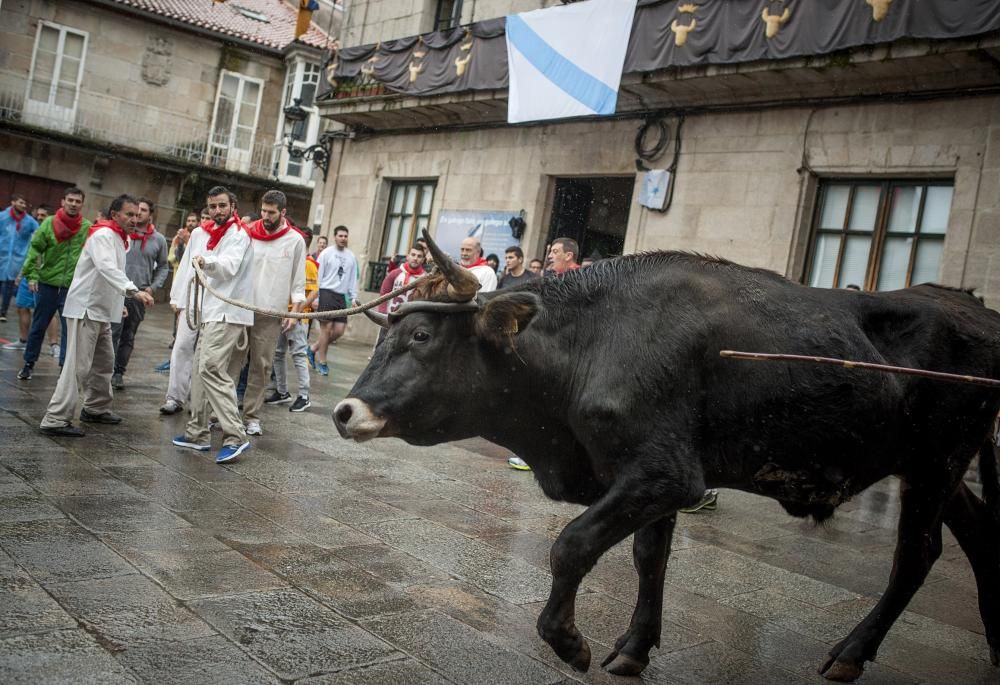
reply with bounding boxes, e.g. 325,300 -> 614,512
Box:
363,308 -> 389,328
421,228 -> 480,301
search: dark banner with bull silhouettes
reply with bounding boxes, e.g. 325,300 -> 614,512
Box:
319,0 -> 1000,100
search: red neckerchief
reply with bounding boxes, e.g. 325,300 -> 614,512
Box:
129,223 -> 154,251
8,207 -> 25,232
52,208 -> 83,243
399,262 -> 426,285
463,257 -> 488,269
87,219 -> 129,249
204,213 -> 242,251
306,255 -> 319,268
248,218 -> 292,242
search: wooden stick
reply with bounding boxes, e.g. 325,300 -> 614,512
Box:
719,350 -> 1000,389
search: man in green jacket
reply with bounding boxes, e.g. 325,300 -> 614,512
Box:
17,187 -> 90,381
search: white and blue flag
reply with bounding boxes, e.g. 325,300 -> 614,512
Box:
505,0 -> 637,124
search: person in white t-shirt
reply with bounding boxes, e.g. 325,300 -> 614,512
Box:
39,194 -> 154,436
309,225 -> 358,376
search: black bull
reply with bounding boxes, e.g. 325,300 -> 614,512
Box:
334,252 -> 1000,681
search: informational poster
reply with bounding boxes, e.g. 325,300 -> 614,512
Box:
433,209 -> 522,261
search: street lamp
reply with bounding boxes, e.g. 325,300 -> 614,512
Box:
283,97 -> 332,181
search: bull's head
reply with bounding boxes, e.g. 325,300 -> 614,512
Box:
335,230 -> 540,444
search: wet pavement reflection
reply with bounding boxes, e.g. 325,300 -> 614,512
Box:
0,310 -> 993,683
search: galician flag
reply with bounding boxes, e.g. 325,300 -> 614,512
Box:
505,0 -> 637,124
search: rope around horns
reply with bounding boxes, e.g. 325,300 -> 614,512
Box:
185,261 -> 426,331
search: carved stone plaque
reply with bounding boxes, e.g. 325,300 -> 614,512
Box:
142,36 -> 173,86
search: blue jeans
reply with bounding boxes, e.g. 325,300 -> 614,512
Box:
24,283 -> 68,367
0,280 -> 14,315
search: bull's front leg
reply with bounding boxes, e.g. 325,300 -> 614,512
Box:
537,474 -> 702,674
601,514 -> 677,675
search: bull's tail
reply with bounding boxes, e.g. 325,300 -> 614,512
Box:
980,428 -> 1000,530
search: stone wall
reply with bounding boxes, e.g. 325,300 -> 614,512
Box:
340,0 -> 562,48
319,94 -> 1000,344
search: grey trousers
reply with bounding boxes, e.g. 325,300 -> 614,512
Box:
185,321 -> 247,447
243,316 -> 283,422
269,321 -> 310,399
41,316 -> 114,428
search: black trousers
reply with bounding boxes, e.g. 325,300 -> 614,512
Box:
111,298 -> 145,375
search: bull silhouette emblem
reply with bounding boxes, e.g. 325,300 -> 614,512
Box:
455,33 -> 473,76
409,48 -> 427,83
670,19 -> 696,46
761,6 -> 791,39
865,0 -> 893,22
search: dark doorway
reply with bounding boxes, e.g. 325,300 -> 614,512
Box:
548,176 -> 634,260
0,171 -> 74,215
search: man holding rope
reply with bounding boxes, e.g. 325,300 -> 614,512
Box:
242,190 -> 306,435
172,186 -> 254,464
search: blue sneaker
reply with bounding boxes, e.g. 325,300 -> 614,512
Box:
172,435 -> 210,451
155,360 -> 170,372
216,441 -> 250,464
306,347 -> 316,370
317,362 -> 329,376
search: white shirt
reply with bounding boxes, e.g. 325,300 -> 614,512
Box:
62,226 -> 138,324
250,225 -> 307,312
170,244 -> 191,309
183,222 -> 255,326
468,264 -> 498,293
317,246 -> 358,301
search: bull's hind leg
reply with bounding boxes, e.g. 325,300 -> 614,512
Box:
601,514 -> 677,676
821,477 -> 951,682
943,482 -> 1000,666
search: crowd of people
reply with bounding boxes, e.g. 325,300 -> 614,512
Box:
1,186 -> 362,465
2,184 -> 725,518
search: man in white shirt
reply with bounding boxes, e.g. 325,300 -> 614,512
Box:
459,236 -> 497,292
242,190 -> 306,436
39,194 -> 154,436
171,186 -> 255,464
310,225 -> 357,376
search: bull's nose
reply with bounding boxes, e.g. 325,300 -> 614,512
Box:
333,398 -> 388,442
333,402 -> 353,431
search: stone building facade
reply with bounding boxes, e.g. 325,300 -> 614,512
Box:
314,0 -> 1000,344
0,0 -> 338,236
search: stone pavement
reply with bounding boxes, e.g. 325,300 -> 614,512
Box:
0,309 -> 995,684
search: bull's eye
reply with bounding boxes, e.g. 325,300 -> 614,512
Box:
412,330 -> 430,343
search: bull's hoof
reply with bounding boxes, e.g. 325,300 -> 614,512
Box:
602,652 -> 648,676
819,656 -> 865,682
567,639 -> 592,672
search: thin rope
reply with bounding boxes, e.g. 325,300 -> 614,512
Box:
185,261 -> 426,330
720,350 -> 1000,389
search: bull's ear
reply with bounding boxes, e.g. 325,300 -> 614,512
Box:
475,291 -> 540,343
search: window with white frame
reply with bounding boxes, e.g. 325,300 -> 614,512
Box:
276,60 -> 322,181
208,70 -> 264,175
381,181 -> 436,259
806,179 -> 953,291
25,22 -> 88,132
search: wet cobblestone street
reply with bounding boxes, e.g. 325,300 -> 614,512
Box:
0,309 -> 995,684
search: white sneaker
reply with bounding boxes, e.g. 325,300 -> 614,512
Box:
245,420 -> 262,436
2,340 -> 26,351
49,343 -> 60,358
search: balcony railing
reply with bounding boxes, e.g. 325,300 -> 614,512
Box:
326,72 -> 386,101
0,88 -> 281,180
